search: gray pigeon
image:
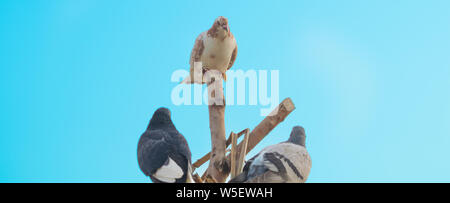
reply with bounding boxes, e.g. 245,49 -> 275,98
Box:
230,126 -> 312,183
137,108 -> 194,183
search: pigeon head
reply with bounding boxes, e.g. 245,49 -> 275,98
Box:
148,107 -> 174,129
288,126 -> 306,147
209,16 -> 230,38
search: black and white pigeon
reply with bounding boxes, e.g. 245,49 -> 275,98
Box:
230,126 -> 312,183
137,108 -> 194,183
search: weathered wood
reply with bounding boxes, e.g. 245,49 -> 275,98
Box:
201,129 -> 250,180
198,98 -> 295,182
204,175 -> 218,183
226,98 -> 295,160
230,133 -> 238,178
192,173 -> 203,183
204,76 -> 229,183
192,129 -> 247,170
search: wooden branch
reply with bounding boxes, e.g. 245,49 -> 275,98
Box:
204,175 -> 218,183
192,173 -> 203,183
192,129 -> 247,170
200,129 -> 249,181
226,98 -> 295,160
198,98 -> 295,182
204,77 -> 229,183
235,129 -> 250,174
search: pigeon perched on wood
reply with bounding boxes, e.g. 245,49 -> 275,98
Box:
229,126 -> 312,183
181,16 -> 237,84
137,108 -> 194,183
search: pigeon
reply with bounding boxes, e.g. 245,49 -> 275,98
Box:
229,126 -> 312,183
181,16 -> 238,84
137,107 -> 194,183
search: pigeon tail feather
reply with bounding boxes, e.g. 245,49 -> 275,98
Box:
152,157 -> 184,182
228,172 -> 248,183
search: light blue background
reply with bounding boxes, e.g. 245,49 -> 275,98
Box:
1,0 -> 449,183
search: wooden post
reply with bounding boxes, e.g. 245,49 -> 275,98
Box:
204,75 -> 229,183
195,98 -> 296,182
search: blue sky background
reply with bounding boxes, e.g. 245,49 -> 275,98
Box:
1,0 -> 449,182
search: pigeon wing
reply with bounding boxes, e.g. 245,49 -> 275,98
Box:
138,130 -> 184,182
245,143 -> 311,183
174,131 -> 192,163
228,152 -> 260,183
137,130 -> 168,176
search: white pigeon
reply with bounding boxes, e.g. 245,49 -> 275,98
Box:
181,16 -> 238,84
229,126 -> 312,183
